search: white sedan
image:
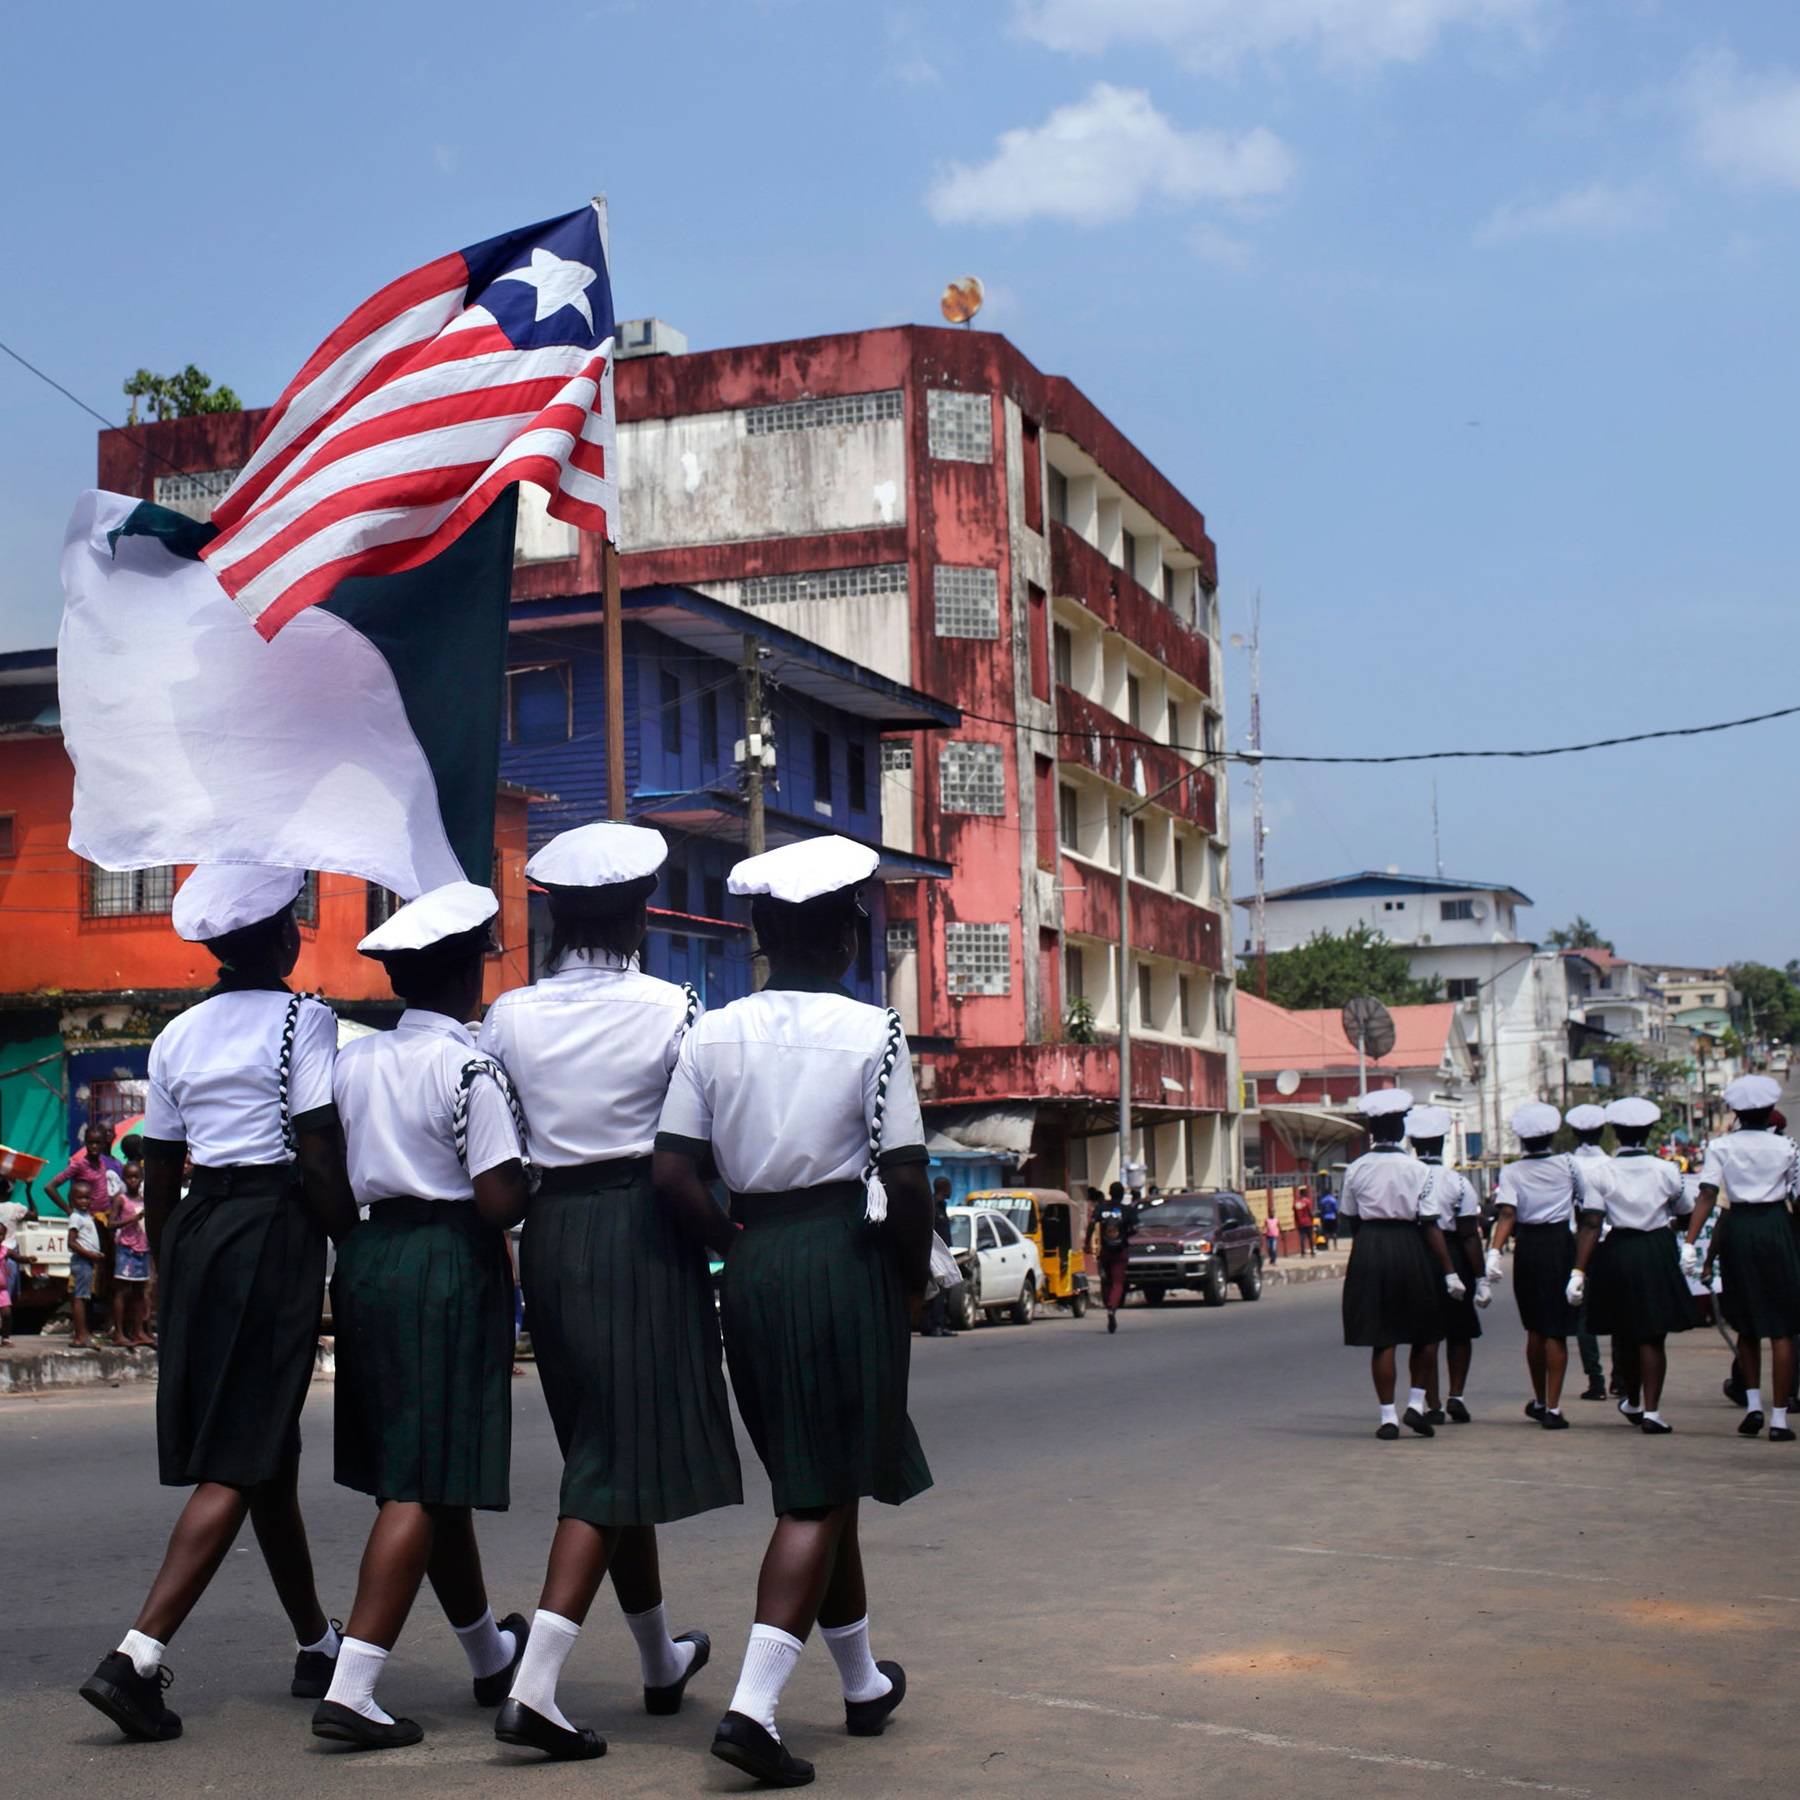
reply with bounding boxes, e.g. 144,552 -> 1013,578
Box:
944,1206 -> 1044,1327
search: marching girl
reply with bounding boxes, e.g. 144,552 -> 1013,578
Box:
1406,1105 -> 1488,1424
1340,1089 -> 1463,1440
478,823 -> 741,1761
1485,1102 -> 1604,1430
1682,1074 -> 1800,1441
80,866 -> 357,1743
1569,1098 -> 1692,1434
313,883 -> 530,1749
654,837 -> 934,1787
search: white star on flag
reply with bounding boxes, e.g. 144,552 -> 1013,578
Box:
494,246 -> 598,328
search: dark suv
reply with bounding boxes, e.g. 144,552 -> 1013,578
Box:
1128,1191 -> 1263,1307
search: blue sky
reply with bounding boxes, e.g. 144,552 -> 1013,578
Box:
4,1 -> 1799,965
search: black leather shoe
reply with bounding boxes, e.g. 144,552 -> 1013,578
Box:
1446,1398 -> 1472,1424
1639,1415 -> 1672,1435
79,1652 -> 181,1741
472,1613 -> 531,1706
711,1711 -> 815,1786
1402,1407 -> 1435,1437
1579,1384 -> 1607,1401
1724,1374 -> 1747,1406
1425,1407 -> 1448,1426
1739,1411 -> 1765,1438
495,1697 -> 605,1760
1618,1402 -> 1645,1426
1524,1400 -> 1546,1421
1772,1426 -> 1797,1443
310,1700 -> 424,1749
1375,1422 -> 1400,1440
645,1630 -> 710,1715
845,1662 -> 905,1737
1540,1410 -> 1570,1431
292,1621 -> 343,1699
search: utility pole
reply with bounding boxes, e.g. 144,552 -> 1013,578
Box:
1432,779 -> 1443,879
741,635 -> 766,857
595,194 -> 626,821
1248,591 -> 1267,1000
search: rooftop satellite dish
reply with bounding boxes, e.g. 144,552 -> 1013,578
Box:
940,276 -> 984,326
1471,899 -> 1488,921
1341,994 -> 1396,1062
1275,1068 -> 1301,1097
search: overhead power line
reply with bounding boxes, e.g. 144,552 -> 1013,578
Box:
0,337 -> 190,479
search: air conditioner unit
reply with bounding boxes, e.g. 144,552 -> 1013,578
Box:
614,317 -> 689,360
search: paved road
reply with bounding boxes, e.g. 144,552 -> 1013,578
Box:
7,1277 -> 1791,1799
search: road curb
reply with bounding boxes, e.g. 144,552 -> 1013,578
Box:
1264,1260 -> 1348,1286
0,1343 -> 158,1395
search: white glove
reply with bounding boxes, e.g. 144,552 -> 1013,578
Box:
1679,1240 -> 1701,1280
1474,1279 -> 1493,1309
1565,1269 -> 1586,1306
1484,1248 -> 1504,1283
1444,1272 -> 1467,1300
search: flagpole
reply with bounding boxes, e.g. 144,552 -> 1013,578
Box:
595,193 -> 626,822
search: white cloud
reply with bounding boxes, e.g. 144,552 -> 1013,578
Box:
885,10 -> 942,86
926,84 -> 1296,227
1680,50 -> 1800,191
1473,180 -> 1662,246
1014,0 -> 1544,72
1189,222 -> 1254,268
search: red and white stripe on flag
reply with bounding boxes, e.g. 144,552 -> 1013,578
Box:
202,222 -> 615,640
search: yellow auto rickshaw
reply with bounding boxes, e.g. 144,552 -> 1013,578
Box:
962,1187 -> 1091,1318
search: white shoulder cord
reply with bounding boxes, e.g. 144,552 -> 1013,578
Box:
278,990 -> 328,1158
452,1056 -> 536,1192
861,1008 -> 905,1224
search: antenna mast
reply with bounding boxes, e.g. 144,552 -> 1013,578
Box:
1432,778 -> 1443,879
1250,590 -> 1267,999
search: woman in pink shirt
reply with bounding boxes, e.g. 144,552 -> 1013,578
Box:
45,1124 -> 124,1218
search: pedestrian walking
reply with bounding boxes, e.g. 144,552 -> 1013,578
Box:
1567,1105 -> 1616,1402
1340,1088 -> 1463,1439
475,823 -> 740,1761
1680,1075 -> 1800,1442
1263,1204 -> 1281,1266
1484,1101 -> 1604,1431
316,881 -> 531,1749
1318,1181 -> 1339,1247
653,837 -> 931,1787
77,866 -> 356,1746
1407,1105 -> 1488,1424
1293,1189 -> 1315,1256
1086,1180 -> 1139,1334
1570,1098 -> 1693,1434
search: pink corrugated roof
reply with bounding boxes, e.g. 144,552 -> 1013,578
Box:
1238,992 -> 1457,1074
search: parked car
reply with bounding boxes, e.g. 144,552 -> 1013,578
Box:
1128,1190 -> 1263,1306
944,1205 -> 1044,1327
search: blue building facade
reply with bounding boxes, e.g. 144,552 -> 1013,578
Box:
502,585 -> 957,1008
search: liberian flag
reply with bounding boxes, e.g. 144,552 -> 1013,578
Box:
202,202 -> 615,639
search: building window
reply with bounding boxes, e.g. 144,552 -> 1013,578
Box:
1127,674 -> 1143,730
1121,528 -> 1139,581
881,740 -> 913,773
1203,712 -> 1221,755
295,872 -> 320,928
1166,698 -> 1181,745
366,884 -> 400,933
702,690 -> 721,765
87,865 -> 175,917
1131,818 -> 1147,877
1021,418 -> 1044,532
0,814 -> 13,859
1440,898 -> 1475,921
887,921 -> 917,956
1179,974 -> 1193,1034
1446,977 -> 1480,1001
1137,964 -> 1153,1026
152,468 -> 241,523
1065,943 -> 1085,999
744,389 -> 902,435
660,671 -> 682,757
926,388 -> 992,463
946,921 -> 1011,996
940,741 -> 1006,816
1161,561 -> 1179,605
85,1077 -> 147,1141
507,663 -> 572,745
1382,899 -> 1405,912
1053,623 -> 1074,688
1048,465 -> 1068,525
1215,980 -> 1234,1034
1174,836 -> 1187,894
738,563 -> 907,607
1059,784 -> 1080,849
813,729 -> 833,812
933,565 -> 1000,639
703,872 -> 725,919
848,741 -> 867,813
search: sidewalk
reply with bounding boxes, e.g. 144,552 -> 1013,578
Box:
1264,1243 -> 1351,1286
0,1336 -> 159,1395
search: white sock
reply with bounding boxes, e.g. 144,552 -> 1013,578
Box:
624,1601 -> 695,1689
117,1629 -> 165,1679
1406,1387 -> 1426,1414
1546,1406 -> 1562,1417
299,1621 -> 342,1658
324,1636 -> 393,1724
1746,1388 -> 1764,1414
727,1623 -> 803,1739
509,1609 -> 579,1730
1620,1397 -> 1643,1415
1379,1402 -> 1399,1427
1643,1410 -> 1666,1425
1447,1394 -> 1464,1404
1774,1406 -> 1790,1431
453,1607 -> 516,1681
819,1614 -> 892,1704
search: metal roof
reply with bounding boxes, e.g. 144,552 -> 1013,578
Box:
1237,870 -> 1533,907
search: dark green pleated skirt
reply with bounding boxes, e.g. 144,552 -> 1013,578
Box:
1587,1228 -> 1695,1341
331,1200 -> 514,1510
721,1180 -> 932,1516
1717,1204 -> 1800,1339
156,1165 -> 325,1489
1513,1222 -> 1579,1337
521,1158 -> 742,1527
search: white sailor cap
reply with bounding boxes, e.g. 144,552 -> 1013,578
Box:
1405,1105 -> 1451,1139
172,864 -> 304,942
1359,1087 -> 1414,1120
1724,1074 -> 1782,1112
357,881 -> 497,956
728,835 -> 879,904
1564,1104 -> 1608,1132
526,822 -> 667,890
1510,1101 -> 1562,1139
1605,1097 -> 1661,1129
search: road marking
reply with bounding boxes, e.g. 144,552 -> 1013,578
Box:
997,1691 -> 1593,1796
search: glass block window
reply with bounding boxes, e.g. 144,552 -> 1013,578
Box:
927,389 -> 992,463
881,741 -> 914,773
933,565 -> 999,639
946,922 -> 1012,996
886,922 -> 917,956
87,865 -> 176,917
739,564 -> 907,608
152,468 -> 240,522
939,741 -> 1006,815
744,390 -> 902,436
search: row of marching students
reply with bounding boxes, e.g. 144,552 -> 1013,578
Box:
79,826 -> 934,1787
1342,1077 -> 1800,1440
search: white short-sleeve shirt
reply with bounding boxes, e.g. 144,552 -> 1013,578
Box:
1339,1146 -> 1439,1223
1417,1157 -> 1479,1227
1603,1151 -> 1689,1231
1496,1152 -> 1597,1226
333,1009 -> 522,1205
1699,1130 -> 1799,1207
144,990 -> 337,1167
655,985 -> 926,1193
478,952 -> 693,1167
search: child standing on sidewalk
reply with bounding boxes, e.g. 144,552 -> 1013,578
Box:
67,1194 -> 103,1347
0,1222 -> 16,1345
108,1162 -> 153,1347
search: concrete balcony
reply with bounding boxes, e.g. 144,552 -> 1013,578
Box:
1061,853 -> 1225,974
928,1037 -> 1231,1116
1055,686 -> 1218,837
1051,522 -> 1211,697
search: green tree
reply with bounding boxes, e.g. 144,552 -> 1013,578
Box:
1547,916 -> 1613,951
1247,924 -> 1444,1013
1728,962 -> 1800,1044
123,364 -> 242,425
